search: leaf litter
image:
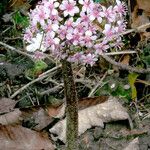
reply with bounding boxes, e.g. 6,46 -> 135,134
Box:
50,96 -> 133,142
0,124 -> 55,150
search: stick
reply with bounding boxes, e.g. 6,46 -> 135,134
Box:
88,71 -> 107,97
0,41 -> 55,63
97,22 -> 150,43
10,65 -> 61,99
104,50 -> 137,55
101,54 -> 150,73
0,41 -> 33,60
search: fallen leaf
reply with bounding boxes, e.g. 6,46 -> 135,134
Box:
131,0 -> 150,40
136,0 -> 150,12
20,106 -> 53,130
0,109 -> 22,125
52,96 -> 108,119
46,105 -> 64,118
120,55 -> 130,65
0,98 -> 17,114
123,138 -> 139,150
0,124 -> 55,150
49,96 -> 133,142
8,0 -> 31,14
78,96 -> 108,110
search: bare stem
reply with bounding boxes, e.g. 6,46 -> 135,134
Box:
61,59 -> 78,150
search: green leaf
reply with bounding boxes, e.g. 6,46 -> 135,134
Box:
34,60 -> 48,71
128,73 -> 139,100
25,60 -> 48,80
12,11 -> 29,28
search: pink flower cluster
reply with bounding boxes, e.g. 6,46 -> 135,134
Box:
24,0 -> 127,66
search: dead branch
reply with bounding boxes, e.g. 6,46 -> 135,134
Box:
10,65 -> 61,99
88,71 -> 108,97
0,41 -> 33,60
105,51 -> 137,55
97,22 -> 150,43
101,54 -> 150,73
40,84 -> 64,95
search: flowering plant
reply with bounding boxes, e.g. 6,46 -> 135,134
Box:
23,1 -> 127,148
24,0 -> 126,66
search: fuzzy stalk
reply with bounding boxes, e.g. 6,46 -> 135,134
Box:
62,58 -> 78,150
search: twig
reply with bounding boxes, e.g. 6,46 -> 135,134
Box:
40,84 -> 64,95
40,78 -> 94,95
88,71 -> 107,97
128,0 -> 132,26
0,41 -> 33,60
101,54 -> 150,73
139,93 -> 150,102
4,37 -> 22,40
104,50 -> 137,55
0,41 -> 55,63
10,65 -> 61,99
136,79 -> 150,86
97,22 -> 150,43
27,93 -> 35,106
1,27 -> 11,35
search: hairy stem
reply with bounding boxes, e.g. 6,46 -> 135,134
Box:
62,59 -> 78,150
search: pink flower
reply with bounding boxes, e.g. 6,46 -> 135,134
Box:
103,24 -> 115,39
89,4 -> 104,23
81,30 -> 97,48
114,0 -> 127,16
102,6 -> 116,22
33,51 -> 45,60
72,30 -> 83,45
115,20 -> 126,33
50,14 -> 62,23
95,41 -> 109,54
74,19 -> 88,33
80,12 -> 90,23
58,25 -> 68,40
81,53 -> 98,66
79,0 -> 94,13
59,0 -> 79,17
68,52 -> 83,63
110,37 -> 124,50
24,0 -> 127,66
26,33 -> 46,52
24,28 -> 33,42
44,0 -> 59,10
34,7 -> 49,26
65,17 -> 74,30
44,31 -> 60,49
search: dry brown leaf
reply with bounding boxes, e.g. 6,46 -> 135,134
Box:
136,0 -> 150,12
0,124 -> 55,150
46,105 -> 64,118
8,0 -> 30,10
8,0 -> 31,15
0,109 -> 22,125
0,98 -> 17,114
78,96 -> 108,110
131,0 -> 150,40
52,96 -> 108,119
49,96 -> 133,142
120,55 -> 130,65
20,106 -> 53,131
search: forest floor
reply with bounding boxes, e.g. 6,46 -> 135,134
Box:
0,0 -> 150,149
